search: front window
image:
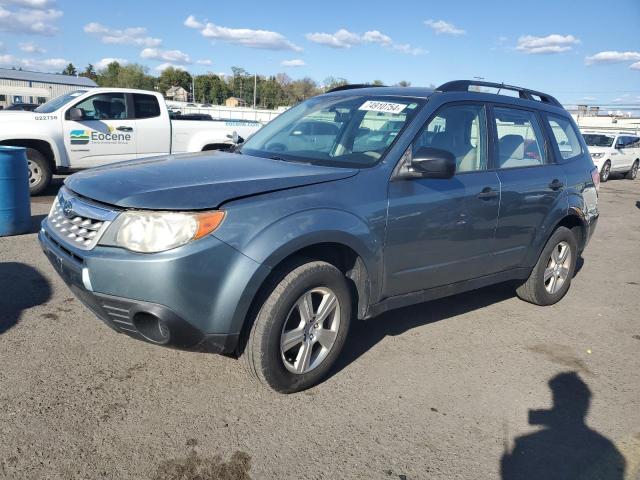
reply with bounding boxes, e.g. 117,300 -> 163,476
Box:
72,93 -> 128,120
583,134 -> 615,148
34,90 -> 87,113
240,95 -> 424,167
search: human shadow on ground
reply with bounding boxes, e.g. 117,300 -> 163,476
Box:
0,262 -> 51,334
501,371 -> 625,480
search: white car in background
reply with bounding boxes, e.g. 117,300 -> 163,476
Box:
583,131 -> 640,182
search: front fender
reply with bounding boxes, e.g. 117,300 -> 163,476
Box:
229,208 -> 384,303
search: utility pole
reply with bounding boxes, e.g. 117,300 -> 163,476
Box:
253,74 -> 257,109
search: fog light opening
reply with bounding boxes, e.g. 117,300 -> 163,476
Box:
132,312 -> 170,344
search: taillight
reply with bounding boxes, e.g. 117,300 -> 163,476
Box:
591,167 -> 600,191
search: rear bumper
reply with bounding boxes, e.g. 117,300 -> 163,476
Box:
38,222 -> 267,354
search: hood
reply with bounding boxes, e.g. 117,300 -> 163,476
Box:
65,151 -> 359,210
0,111 -> 34,121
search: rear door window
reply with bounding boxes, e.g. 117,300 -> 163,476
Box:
545,114 -> 584,160
493,107 -> 546,169
133,94 -> 161,119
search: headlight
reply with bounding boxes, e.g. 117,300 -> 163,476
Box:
113,210 -> 225,253
591,152 -> 605,159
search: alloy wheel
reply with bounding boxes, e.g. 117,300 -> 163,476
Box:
280,287 -> 341,374
544,241 -> 572,295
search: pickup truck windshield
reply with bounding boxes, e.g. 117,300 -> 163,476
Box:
583,134 -> 615,148
34,90 -> 87,113
240,95 -> 424,167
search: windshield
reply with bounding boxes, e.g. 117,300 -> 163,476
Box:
34,90 -> 87,113
583,134 -> 615,148
240,94 -> 424,167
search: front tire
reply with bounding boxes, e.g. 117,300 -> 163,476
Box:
625,160 -> 639,180
516,226 -> 578,306
600,161 -> 611,182
26,148 -> 52,195
242,260 -> 352,393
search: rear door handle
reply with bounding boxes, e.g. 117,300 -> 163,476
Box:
549,179 -> 564,190
116,126 -> 133,132
477,187 -> 499,200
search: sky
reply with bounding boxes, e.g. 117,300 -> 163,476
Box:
0,0 -> 639,107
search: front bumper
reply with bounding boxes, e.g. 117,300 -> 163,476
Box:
39,220 -> 269,354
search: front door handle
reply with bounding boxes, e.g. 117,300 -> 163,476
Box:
477,187 -> 499,200
116,126 -> 133,132
549,179 -> 564,190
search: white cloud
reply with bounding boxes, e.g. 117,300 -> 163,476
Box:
84,22 -> 162,47
154,63 -> 186,72
281,58 -> 305,67
306,28 -> 425,55
2,0 -> 53,7
140,47 -> 191,64
95,57 -> 128,70
196,59 -> 212,65
362,30 -> 392,46
19,41 -> 45,54
391,43 -> 427,56
185,15 -> 302,52
0,4 -> 62,35
0,53 -> 69,71
631,61 -> 640,70
306,29 -> 361,49
184,15 -> 203,29
584,51 -> 640,65
424,19 -> 466,36
516,34 -> 579,54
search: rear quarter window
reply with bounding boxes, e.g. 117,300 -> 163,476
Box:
545,114 -> 584,161
133,94 -> 161,119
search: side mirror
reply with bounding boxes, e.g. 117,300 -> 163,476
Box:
226,131 -> 245,145
68,108 -> 85,121
408,147 -> 456,179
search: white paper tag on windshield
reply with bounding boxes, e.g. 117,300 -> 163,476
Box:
359,100 -> 407,114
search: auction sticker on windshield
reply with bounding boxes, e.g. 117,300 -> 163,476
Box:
359,100 -> 407,114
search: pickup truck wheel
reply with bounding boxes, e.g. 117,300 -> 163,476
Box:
516,226 -> 577,306
26,148 -> 52,195
242,260 -> 352,393
600,161 -> 611,182
625,160 -> 639,180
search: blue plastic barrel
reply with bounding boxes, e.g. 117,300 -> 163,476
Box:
0,146 -> 32,236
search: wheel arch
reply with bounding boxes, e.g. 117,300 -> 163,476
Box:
0,138 -> 56,171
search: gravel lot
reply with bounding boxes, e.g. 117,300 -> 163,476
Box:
1,175 -> 639,480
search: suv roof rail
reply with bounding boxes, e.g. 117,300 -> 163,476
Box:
437,80 -> 562,108
326,84 -> 386,93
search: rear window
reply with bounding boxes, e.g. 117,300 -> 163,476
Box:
133,94 -> 161,119
546,115 -> 583,160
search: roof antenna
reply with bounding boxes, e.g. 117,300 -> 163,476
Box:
496,82 -> 504,95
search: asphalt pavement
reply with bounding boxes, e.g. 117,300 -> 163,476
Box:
1,174 -> 639,480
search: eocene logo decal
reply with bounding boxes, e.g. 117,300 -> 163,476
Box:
70,130 -> 90,145
69,126 -> 132,145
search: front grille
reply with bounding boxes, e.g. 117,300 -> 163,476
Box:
49,197 -> 107,249
46,187 -> 119,251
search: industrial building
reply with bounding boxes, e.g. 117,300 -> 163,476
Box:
0,68 -> 97,109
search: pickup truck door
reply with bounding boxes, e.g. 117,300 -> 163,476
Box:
63,92 -> 137,168
131,93 -> 171,158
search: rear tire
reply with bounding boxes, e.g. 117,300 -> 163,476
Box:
600,161 -> 611,182
625,160 -> 639,180
516,226 -> 578,306
242,260 -> 352,393
26,148 -> 52,195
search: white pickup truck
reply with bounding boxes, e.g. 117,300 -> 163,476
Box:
0,88 -> 263,194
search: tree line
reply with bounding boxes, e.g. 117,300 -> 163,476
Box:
61,62 -> 413,109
